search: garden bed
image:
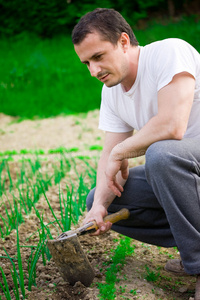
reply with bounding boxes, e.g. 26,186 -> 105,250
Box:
0,111 -> 196,300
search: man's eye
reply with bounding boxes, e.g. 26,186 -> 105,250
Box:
95,55 -> 102,60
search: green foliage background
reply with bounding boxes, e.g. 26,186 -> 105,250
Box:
0,0 -> 194,38
0,0 -> 200,118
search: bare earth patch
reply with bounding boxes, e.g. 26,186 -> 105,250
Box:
0,111 -> 196,300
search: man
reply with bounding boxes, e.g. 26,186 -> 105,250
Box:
72,8 -> 200,298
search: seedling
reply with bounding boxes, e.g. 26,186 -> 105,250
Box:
144,265 -> 160,282
97,237 -> 135,299
89,145 -> 103,151
130,289 -> 137,295
0,153 -> 98,299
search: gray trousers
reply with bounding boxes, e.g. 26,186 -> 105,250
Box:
86,138 -> 200,275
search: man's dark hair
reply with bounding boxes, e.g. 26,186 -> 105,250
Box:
72,8 -> 138,46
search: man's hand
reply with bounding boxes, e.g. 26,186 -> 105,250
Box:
105,153 -> 129,197
83,204 -> 112,236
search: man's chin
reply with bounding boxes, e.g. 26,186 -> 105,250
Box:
104,79 -> 121,88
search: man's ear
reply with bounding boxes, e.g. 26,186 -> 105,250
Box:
119,32 -> 130,52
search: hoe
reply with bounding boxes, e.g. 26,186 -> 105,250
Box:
47,208 -> 130,286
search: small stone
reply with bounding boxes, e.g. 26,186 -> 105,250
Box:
49,283 -> 55,288
24,289 -> 30,295
73,281 -> 85,288
95,272 -> 103,278
37,265 -> 44,272
42,274 -> 51,280
179,286 -> 188,293
54,277 -> 63,284
59,281 -> 67,286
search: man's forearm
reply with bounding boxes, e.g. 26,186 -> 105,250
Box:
83,131 -> 133,232
111,114 -> 181,161
92,152 -> 127,209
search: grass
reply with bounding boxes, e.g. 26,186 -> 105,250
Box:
0,34 -> 103,119
0,15 -> 199,119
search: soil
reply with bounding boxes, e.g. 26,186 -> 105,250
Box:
0,111 -> 197,300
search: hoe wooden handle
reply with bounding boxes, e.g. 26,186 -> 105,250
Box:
88,208 -> 130,231
104,208 -> 130,224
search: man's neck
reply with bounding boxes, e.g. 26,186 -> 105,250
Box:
121,46 -> 140,92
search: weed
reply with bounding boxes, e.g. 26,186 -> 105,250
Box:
97,282 -> 116,300
97,237 -> 135,299
119,285 -> 126,293
130,289 -> 137,295
144,265 -> 160,282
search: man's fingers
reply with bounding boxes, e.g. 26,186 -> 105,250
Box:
90,221 -> 112,236
121,160 -> 129,179
107,178 -> 123,197
105,157 -> 128,196
83,205 -> 108,226
121,167 -> 129,180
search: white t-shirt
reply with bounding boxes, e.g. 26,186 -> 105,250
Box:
99,38 -> 200,138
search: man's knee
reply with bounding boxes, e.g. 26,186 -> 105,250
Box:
86,188 -> 95,211
146,140 -> 170,165
145,140 -> 175,181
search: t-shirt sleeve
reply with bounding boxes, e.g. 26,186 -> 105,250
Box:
154,39 -> 197,91
98,86 -> 133,132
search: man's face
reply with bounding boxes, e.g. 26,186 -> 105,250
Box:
74,31 -> 129,88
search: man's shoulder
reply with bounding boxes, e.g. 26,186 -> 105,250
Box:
144,38 -> 189,51
139,39 -> 183,65
142,38 -> 198,66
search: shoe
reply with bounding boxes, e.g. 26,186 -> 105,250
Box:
195,275 -> 200,300
164,259 -> 189,276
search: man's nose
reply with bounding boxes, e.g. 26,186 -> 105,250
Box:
89,62 -> 101,77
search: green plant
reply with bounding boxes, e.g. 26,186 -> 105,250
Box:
130,289 -> 137,295
0,155 -> 73,238
16,225 -> 26,298
0,223 -> 52,298
0,266 -> 12,300
0,195 -> 24,237
119,285 -> 126,293
97,236 -> 135,299
89,145 -> 103,151
26,232 -> 49,290
1,225 -> 26,299
144,265 -> 160,282
0,153 -> 99,299
98,282 -> 116,300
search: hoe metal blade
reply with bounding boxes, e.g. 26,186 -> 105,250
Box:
47,233 -> 95,287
